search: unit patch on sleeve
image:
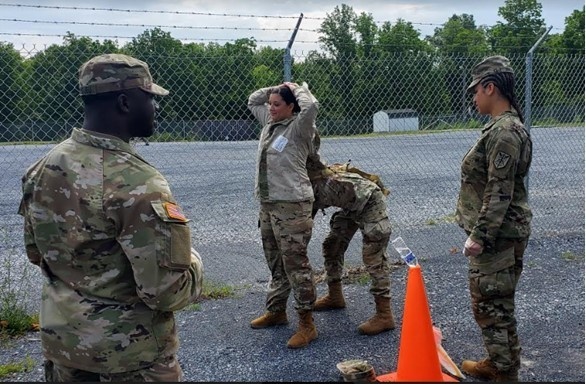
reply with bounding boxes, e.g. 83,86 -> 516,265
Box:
494,151 -> 511,169
163,202 -> 188,222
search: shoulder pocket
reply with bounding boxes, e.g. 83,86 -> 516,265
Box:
151,200 -> 192,270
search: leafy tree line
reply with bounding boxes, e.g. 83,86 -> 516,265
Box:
0,0 -> 583,142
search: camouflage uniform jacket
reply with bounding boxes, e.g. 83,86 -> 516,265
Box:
249,85 -> 319,202
456,110 -> 532,247
18,128 -> 203,373
312,169 -> 381,215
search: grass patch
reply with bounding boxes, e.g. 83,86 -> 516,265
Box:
424,213 -> 456,226
0,356 -> 36,379
0,298 -> 39,338
441,213 -> 457,223
199,280 -> 236,300
354,272 -> 371,286
185,303 -> 202,312
0,229 -> 40,338
183,281 -> 244,310
561,251 -> 583,261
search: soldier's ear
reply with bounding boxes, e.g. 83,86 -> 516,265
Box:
116,93 -> 131,114
485,82 -> 497,96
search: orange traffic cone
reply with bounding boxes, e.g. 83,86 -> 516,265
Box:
377,265 -> 458,382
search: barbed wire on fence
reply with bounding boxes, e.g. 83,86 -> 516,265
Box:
0,6 -> 583,277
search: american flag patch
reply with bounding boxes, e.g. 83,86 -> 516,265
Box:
163,202 -> 188,222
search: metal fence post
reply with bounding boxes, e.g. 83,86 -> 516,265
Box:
283,13 -> 303,82
524,26 -> 552,196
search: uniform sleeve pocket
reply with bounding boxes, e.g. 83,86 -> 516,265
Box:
151,201 -> 192,271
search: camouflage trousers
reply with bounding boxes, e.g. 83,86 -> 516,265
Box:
322,190 -> 392,298
467,236 -> 528,373
259,201 -> 316,312
44,354 -> 183,382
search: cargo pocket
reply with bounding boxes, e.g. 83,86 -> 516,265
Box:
151,201 -> 192,271
363,220 -> 391,241
469,245 -> 515,299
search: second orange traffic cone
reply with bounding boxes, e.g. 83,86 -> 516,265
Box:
377,264 -> 458,382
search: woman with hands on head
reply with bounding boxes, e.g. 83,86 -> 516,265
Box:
247,81 -> 320,349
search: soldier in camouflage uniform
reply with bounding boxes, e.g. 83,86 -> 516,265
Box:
248,82 -> 320,349
456,56 -> 532,382
18,54 -> 203,382
307,142 -> 395,336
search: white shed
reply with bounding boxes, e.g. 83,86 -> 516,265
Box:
373,109 -> 419,132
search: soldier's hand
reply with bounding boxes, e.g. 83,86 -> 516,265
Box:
463,236 -> 483,257
283,82 -> 299,90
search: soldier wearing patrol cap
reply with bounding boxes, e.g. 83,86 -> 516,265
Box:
456,55 -> 533,382
18,53 -> 203,382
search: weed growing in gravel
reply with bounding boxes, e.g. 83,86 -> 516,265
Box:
561,251 -> 582,261
355,273 -> 370,286
183,281 -> 245,311
0,230 -> 39,338
200,280 -> 236,300
441,213 -> 457,223
0,356 -> 35,378
185,303 -> 202,312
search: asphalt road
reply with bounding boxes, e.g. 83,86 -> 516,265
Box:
0,127 -> 583,382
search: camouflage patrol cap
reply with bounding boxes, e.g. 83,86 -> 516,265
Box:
78,53 -> 169,96
467,55 -> 514,92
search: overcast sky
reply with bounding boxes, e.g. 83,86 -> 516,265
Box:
0,0 -> 583,54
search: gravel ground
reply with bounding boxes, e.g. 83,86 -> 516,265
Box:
1,230 -> 583,382
0,128 -> 583,382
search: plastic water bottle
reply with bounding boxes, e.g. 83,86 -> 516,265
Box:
391,237 -> 418,267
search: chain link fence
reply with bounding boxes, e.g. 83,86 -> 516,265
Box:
0,44 -> 584,283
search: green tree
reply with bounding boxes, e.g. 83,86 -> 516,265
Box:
377,19 -> 430,53
123,28 -> 184,122
354,12 -> 377,59
216,38 -> 258,119
561,6 -> 585,53
255,46 -> 284,83
537,6 -> 585,124
0,43 -> 25,126
26,33 -> 118,141
427,14 -> 489,55
374,21 -> 437,119
294,51 -> 335,123
318,3 -> 357,60
426,14 -> 489,118
488,0 -> 546,55
317,4 -> 359,129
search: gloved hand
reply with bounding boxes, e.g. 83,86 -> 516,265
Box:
190,247 -> 204,299
463,236 -> 483,257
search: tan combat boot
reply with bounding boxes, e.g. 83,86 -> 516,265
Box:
250,311 -> 288,329
314,281 -> 346,311
287,310 -> 318,349
357,296 -> 396,335
461,358 -> 518,382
